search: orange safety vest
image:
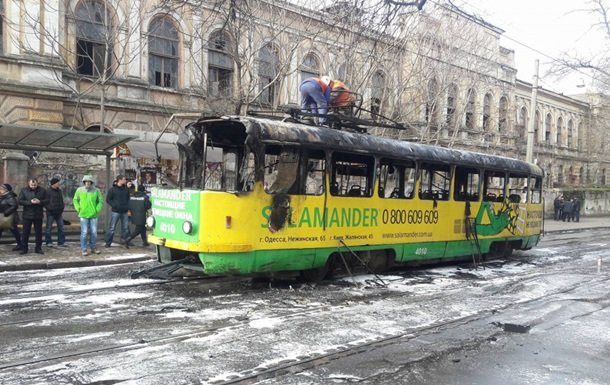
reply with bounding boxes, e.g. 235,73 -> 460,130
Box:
330,80 -> 353,107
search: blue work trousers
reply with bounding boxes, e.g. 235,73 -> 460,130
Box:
300,81 -> 328,124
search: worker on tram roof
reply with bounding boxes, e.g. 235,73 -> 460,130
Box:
300,75 -> 332,125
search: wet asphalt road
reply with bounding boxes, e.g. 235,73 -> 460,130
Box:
0,229 -> 609,384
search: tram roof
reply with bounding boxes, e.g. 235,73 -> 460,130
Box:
195,116 -> 544,177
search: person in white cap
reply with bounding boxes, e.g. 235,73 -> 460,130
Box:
73,175 -> 103,256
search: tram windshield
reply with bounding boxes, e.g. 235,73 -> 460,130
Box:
177,120 -> 251,191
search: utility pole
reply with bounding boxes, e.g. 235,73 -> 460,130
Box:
526,60 -> 539,164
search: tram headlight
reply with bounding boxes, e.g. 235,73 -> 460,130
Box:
182,221 -> 193,234
146,216 -> 155,228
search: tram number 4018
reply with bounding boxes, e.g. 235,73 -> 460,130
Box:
381,209 -> 439,225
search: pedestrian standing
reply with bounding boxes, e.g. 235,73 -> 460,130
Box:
572,197 -> 581,222
0,183 -> 22,251
562,198 -> 574,222
18,178 -> 49,254
553,195 -> 562,221
126,186 -> 151,247
105,175 -> 131,248
73,175 -> 103,256
45,177 -> 67,247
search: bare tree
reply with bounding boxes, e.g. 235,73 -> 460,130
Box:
549,0 -> 610,92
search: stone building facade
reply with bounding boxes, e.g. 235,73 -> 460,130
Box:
0,0 -> 608,212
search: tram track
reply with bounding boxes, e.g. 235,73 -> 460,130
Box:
210,274 -> 610,384
1,245 -> 607,376
0,275 -> 249,328
1,231 -> 608,382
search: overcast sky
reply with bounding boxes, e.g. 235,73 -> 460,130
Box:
454,0 -> 607,95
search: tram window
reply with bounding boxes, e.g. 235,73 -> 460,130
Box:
204,149 -> 237,191
531,177 -> 542,203
239,151 -> 256,192
454,167 -> 480,201
419,162 -> 451,201
508,173 -> 528,203
303,150 -> 325,195
264,146 -> 325,195
331,152 -> 374,197
265,146 -> 299,194
378,159 -> 416,199
482,170 -> 506,201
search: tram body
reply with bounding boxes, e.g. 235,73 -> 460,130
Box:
148,116 -> 544,278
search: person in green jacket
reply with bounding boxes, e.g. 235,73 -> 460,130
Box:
73,175 -> 103,256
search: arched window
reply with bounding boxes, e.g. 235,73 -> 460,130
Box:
299,53 -> 320,84
482,93 -> 492,131
208,30 -> 233,97
75,0 -> 112,77
426,78 -> 438,125
558,164 -> 564,185
567,119 -> 573,147
579,166 -> 584,184
465,88 -> 475,129
603,168 -> 607,185
258,43 -> 280,105
446,83 -> 457,127
371,71 -> 386,118
148,16 -> 179,88
85,124 -> 112,134
498,96 -> 508,131
545,113 -> 552,144
518,106 -> 528,139
556,117 -> 563,146
518,106 -> 527,126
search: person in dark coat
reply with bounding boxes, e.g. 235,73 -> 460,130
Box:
553,195 -> 563,221
0,183 -> 22,251
572,197 -> 581,222
562,198 -> 574,222
105,175 -> 131,248
44,177 -> 67,247
18,178 -> 49,254
126,186 -> 151,246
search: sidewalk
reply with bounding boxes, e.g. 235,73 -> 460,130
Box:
0,241 -> 155,272
0,216 -> 608,272
542,215 -> 609,234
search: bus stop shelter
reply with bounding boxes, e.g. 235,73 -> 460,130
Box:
0,123 -> 137,226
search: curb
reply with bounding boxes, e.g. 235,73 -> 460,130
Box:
542,226 -> 610,235
0,255 -> 154,272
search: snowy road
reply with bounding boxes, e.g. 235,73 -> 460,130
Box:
0,229 -> 609,384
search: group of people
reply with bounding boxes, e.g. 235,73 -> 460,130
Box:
300,76 -> 354,125
0,174 -> 151,256
0,178 -> 64,254
553,195 -> 581,222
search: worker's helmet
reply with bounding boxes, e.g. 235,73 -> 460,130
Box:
321,75 -> 331,86
82,175 -> 95,183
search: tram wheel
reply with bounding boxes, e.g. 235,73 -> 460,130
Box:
366,251 -> 390,274
301,263 -> 330,282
